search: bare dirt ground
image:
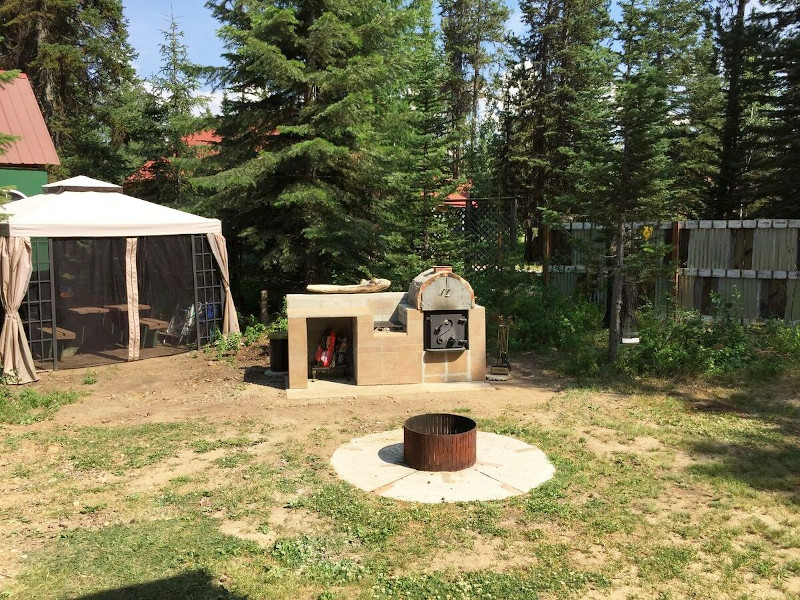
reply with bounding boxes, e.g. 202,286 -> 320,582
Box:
33,342 -> 562,432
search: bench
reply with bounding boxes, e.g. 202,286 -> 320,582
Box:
39,326 -> 77,341
139,318 -> 169,348
34,326 -> 77,360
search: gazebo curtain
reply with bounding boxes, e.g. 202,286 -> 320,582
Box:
125,237 -> 141,361
206,233 -> 240,335
0,236 -> 38,383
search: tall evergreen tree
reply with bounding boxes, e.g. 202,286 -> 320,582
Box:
754,0 -> 800,216
509,0 -> 614,234
137,12 -> 210,206
0,0 -> 147,182
671,6 -> 723,217
201,0 -> 416,299
710,0 -> 768,217
562,0 -> 702,359
380,0 -> 460,283
439,0 -> 509,179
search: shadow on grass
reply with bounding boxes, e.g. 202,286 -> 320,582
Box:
687,440 -> 800,503
72,569 -> 247,600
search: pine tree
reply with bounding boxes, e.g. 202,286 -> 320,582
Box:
379,0 -> 460,283
138,12 -> 210,206
0,0 -> 149,182
439,0 -> 509,179
509,0 -> 614,234
201,0 -> 416,296
671,7 -> 723,217
566,0 -> 702,360
710,0 -> 768,217
754,0 -> 800,216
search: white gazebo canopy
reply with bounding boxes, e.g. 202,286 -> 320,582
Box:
0,176 -> 222,237
0,176 -> 237,384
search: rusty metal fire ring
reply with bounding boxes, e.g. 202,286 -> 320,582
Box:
403,413 -> 477,472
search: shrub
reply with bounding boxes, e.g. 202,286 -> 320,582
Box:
618,296 -> 800,378
508,284 -> 604,354
243,322 -> 267,346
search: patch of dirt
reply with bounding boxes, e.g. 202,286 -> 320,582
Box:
219,505 -> 327,548
125,448 -> 229,494
419,536 -> 536,573
568,543 -> 623,570
581,427 -> 665,457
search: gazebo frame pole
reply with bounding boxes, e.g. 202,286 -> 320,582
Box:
191,235 -> 202,350
49,239 -> 58,371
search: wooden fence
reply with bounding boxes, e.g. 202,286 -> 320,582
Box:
547,219 -> 800,322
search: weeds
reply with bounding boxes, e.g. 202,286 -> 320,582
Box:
82,370 -> 97,385
0,387 -> 80,424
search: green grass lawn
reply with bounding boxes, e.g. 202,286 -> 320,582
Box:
0,374 -> 798,599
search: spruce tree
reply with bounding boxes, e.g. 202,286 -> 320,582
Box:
202,0 -> 416,296
754,0 -> 800,216
439,0 -> 509,179
566,0 -> 702,360
671,7 -> 723,217
0,0 -> 150,182
139,12 -> 210,206
379,0 -> 460,283
711,0 -> 768,217
509,0 -> 614,234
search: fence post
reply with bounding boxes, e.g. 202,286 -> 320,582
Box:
672,221 -> 680,319
464,196 -> 473,271
260,290 -> 269,325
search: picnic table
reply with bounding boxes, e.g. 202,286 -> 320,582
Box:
104,303 -> 151,313
68,306 -> 110,315
66,306 -> 110,347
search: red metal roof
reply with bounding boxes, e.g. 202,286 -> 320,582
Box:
0,72 -> 59,167
127,129 -> 222,183
184,130 -> 222,146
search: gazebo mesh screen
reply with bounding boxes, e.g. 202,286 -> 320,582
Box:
52,238 -> 128,367
136,236 -> 196,354
41,236 -> 197,368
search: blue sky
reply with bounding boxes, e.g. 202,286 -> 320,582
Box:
123,1 -> 227,78
123,1 -> 526,80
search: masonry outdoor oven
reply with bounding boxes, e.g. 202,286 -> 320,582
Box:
408,267 -> 473,351
286,266 -> 485,390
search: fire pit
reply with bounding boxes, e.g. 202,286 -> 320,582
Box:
403,413 -> 477,471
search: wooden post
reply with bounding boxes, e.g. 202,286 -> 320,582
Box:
672,221 -> 680,319
260,290 -> 269,325
542,222 -> 551,287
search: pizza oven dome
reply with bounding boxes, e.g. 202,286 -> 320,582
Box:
408,267 -> 474,352
407,266 -> 475,311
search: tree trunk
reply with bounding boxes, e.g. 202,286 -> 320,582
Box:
608,217 -> 625,362
715,0 -> 748,218
541,221 -> 551,288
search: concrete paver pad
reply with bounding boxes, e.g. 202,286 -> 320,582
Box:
330,430 -> 555,503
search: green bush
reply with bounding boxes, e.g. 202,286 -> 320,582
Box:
509,284 -> 604,354
493,281 -> 605,377
618,297 -> 800,378
243,322 -> 267,346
